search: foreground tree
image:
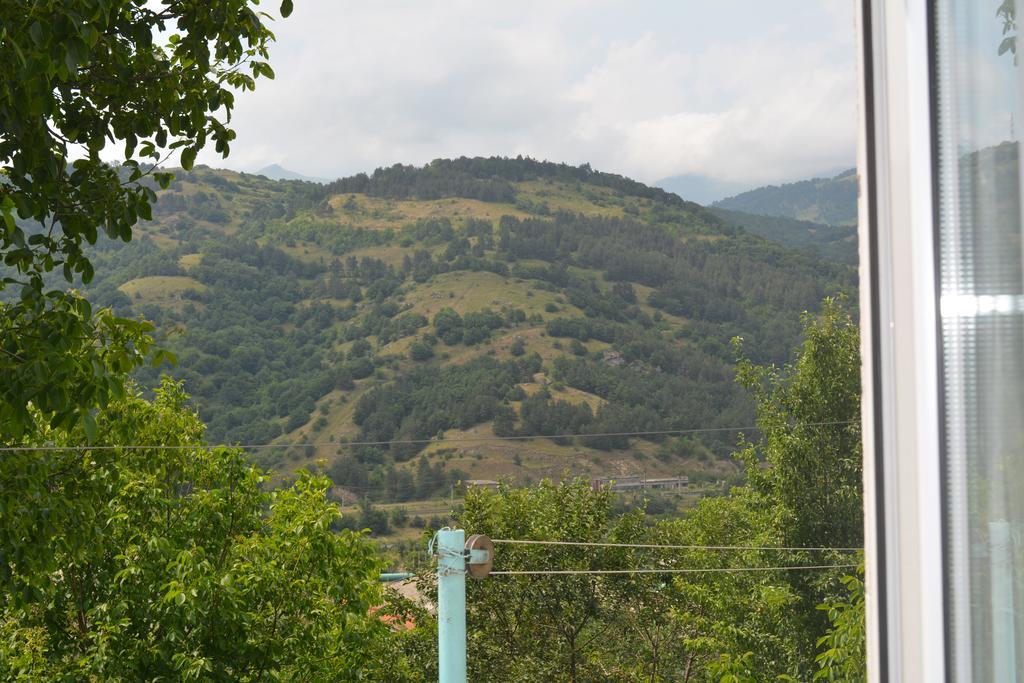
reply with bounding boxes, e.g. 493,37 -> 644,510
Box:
676,298 -> 863,680
729,297 -> 863,673
458,479 -> 643,682
455,299 -> 864,681
1,3 -> 430,679
455,478 -> 815,682
1,0 -> 290,614
733,297 -> 863,552
0,379 -> 414,680
810,568 -> 867,682
0,0 -> 288,438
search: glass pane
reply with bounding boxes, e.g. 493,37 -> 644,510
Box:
934,0 -> 1024,680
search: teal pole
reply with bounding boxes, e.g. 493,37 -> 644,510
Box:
437,528 -> 466,683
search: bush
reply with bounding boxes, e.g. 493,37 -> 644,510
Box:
433,307 -> 463,343
389,507 -> 410,527
409,340 -> 434,361
358,502 -> 391,535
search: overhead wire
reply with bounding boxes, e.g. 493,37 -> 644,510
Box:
0,419 -> 856,452
482,538 -> 862,576
321,473 -> 715,497
488,564 -> 859,576
490,539 -> 863,552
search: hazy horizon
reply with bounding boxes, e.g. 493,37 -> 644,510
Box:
195,1 -> 857,190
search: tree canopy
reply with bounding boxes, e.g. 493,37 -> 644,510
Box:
452,300 -> 865,681
0,0 -> 288,438
0,379 -> 418,680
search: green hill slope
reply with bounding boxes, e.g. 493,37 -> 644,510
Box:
79,157 -> 856,500
708,206 -> 858,264
713,168 -> 858,226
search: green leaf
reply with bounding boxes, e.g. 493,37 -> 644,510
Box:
82,412 -> 98,443
280,0 -> 294,17
180,146 -> 197,171
29,22 -> 44,46
1,199 -> 15,234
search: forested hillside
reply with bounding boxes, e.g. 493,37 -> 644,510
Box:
76,157 -> 856,500
709,206 -> 858,264
714,168 -> 858,226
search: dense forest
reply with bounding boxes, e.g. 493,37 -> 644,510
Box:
66,158 -> 858,503
708,206 -> 858,265
714,168 -> 858,226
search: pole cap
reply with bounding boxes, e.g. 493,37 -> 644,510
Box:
465,534 -> 494,579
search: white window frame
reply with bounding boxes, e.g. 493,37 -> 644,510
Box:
858,0 -> 948,680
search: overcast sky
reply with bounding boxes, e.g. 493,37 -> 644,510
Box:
197,0 -> 858,188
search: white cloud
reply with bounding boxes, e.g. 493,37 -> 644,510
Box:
197,0 -> 856,187
563,28 -> 855,183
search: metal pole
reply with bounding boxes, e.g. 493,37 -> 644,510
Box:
437,528 -> 466,683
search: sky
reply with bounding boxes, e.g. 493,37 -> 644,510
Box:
196,0 -> 858,190
946,2 -> 1020,153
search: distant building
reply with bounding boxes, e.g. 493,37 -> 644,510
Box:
591,475 -> 688,492
464,479 -> 499,490
645,477 -> 690,490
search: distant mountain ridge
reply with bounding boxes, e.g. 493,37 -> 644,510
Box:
255,163 -> 329,183
713,168 -> 857,226
708,206 -> 857,265
653,174 -> 753,206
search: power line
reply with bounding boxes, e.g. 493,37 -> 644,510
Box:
324,477 -> 463,493
490,539 -> 863,552
488,564 -> 859,576
0,419 -> 856,452
331,475 -> 710,495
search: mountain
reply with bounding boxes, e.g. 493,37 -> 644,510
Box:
79,158 -> 856,502
653,174 -> 753,205
708,207 -> 858,265
255,163 -> 329,183
714,168 -> 858,226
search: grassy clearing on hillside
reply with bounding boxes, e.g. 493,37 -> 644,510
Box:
518,381 -> 606,411
146,231 -> 181,249
275,241 -> 335,264
291,323 -> 594,465
343,243 -> 413,268
178,253 -> 202,270
631,282 -> 687,324
283,385 -> 370,457
414,422 -> 666,482
516,179 -> 628,217
401,270 -> 584,320
118,276 -> 206,311
327,193 -> 530,229
376,324 -> 587,370
278,264 -> 625,468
